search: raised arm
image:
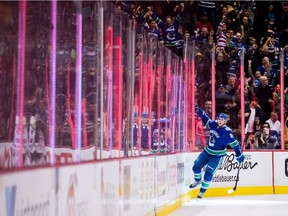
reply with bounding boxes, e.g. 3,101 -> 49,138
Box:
195,105 -> 210,125
151,13 -> 165,30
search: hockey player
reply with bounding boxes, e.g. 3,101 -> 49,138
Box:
190,106 -> 244,199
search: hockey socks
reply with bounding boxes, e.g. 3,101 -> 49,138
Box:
196,180 -> 210,199
190,171 -> 202,188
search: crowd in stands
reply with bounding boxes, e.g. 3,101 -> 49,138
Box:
117,0 -> 288,150
0,2 -> 98,154
0,1 -> 288,156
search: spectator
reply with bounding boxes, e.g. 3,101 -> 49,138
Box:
231,32 -> 247,52
141,112 -> 149,151
225,74 -> 240,129
181,1 -> 198,36
235,15 -> 253,42
151,3 -> 185,57
216,14 -> 228,51
243,77 -> 254,109
245,133 -> 255,149
227,29 -> 235,39
246,37 -> 258,52
245,60 -> 256,92
217,4 -> 237,32
225,74 -> 239,97
203,100 -> 212,118
266,111 -> 281,143
142,17 -> 164,43
117,1 -> 141,21
191,27 -> 209,43
255,76 -> 274,121
264,3 -> 276,28
254,71 -> 262,88
262,32 -> 280,82
255,56 -> 276,87
226,47 -> 240,78
254,122 -> 279,149
225,29 -> 234,48
225,75 -> 240,129
208,30 -> 215,45
184,30 -> 191,42
195,51 -> 210,85
215,51 -> 229,86
215,83 -> 231,114
244,98 -> 263,140
273,84 -> 288,118
197,1 -> 217,27
278,2 -> 288,46
196,10 -> 214,33
245,37 -> 260,73
259,30 -> 279,57
251,1 -> 271,40
236,4 -> 253,26
223,99 -> 239,129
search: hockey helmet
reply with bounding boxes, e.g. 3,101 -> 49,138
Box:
217,113 -> 228,121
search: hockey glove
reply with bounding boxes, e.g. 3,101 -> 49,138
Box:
236,153 -> 245,163
195,106 -> 204,116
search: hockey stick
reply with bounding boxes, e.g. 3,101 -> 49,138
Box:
227,141 -> 244,194
227,131 -> 245,194
227,161 -> 242,194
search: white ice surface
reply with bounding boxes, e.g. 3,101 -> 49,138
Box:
168,194 -> 288,216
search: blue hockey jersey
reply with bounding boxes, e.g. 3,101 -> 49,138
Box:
196,107 -> 240,156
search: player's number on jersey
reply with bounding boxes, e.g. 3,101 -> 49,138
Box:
209,136 -> 215,147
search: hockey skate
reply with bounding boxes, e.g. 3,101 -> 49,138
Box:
189,180 -> 201,189
197,192 -> 204,199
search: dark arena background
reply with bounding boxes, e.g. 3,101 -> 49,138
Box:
0,1 -> 288,216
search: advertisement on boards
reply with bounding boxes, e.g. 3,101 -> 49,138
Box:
273,152 -> 288,186
211,151 -> 272,187
57,164 -> 97,216
120,158 -> 143,216
0,168 -> 55,216
139,157 -> 155,214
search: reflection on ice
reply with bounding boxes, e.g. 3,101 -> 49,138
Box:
169,195 -> 288,216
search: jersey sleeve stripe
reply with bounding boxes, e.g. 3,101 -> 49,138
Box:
229,140 -> 239,148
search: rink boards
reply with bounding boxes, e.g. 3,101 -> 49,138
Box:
0,151 -> 288,216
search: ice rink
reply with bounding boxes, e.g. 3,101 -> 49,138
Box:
168,194 -> 288,216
